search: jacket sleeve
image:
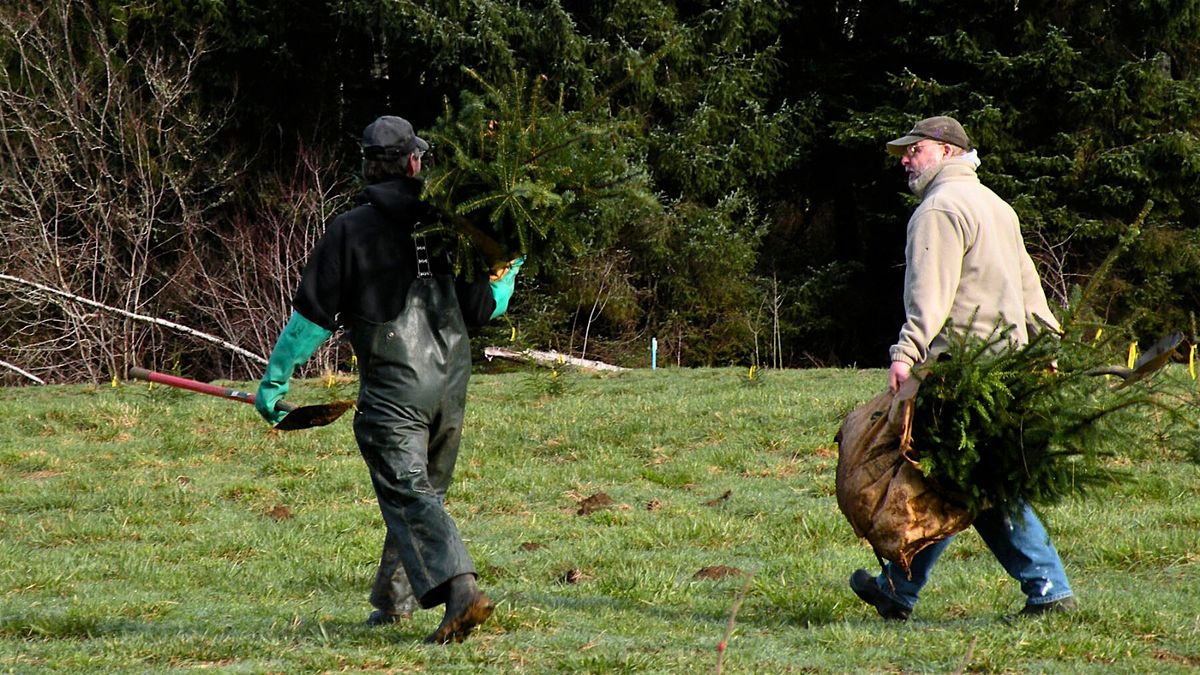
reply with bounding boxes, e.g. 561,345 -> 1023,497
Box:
890,208 -> 965,366
1019,248 -> 1061,336
291,220 -> 346,332
456,273 -> 497,329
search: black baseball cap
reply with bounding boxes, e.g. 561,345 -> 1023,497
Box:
361,116 -> 429,159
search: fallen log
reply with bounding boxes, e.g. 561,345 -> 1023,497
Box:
483,346 -> 628,372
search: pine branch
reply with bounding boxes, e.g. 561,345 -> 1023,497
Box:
420,52 -> 668,272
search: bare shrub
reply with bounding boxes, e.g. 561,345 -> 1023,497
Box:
0,1 -> 237,383
179,144 -> 354,380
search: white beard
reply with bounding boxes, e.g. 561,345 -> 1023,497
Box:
907,161 -> 941,197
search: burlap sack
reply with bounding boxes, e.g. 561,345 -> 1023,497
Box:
834,378 -> 973,574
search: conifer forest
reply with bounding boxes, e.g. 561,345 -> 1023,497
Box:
2,1 -> 1198,383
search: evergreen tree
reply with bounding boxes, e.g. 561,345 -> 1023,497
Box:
8,0 -> 1199,375
831,1 -> 1200,353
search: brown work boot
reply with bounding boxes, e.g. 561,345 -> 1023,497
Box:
423,574 -> 494,644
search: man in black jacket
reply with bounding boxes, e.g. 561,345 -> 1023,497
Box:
256,115 -> 522,644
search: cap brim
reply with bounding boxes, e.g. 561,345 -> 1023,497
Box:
886,134 -> 927,155
414,136 -> 430,152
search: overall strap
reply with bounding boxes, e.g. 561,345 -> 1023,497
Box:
413,229 -> 432,279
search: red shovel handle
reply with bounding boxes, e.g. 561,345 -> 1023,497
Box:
128,367 -> 296,413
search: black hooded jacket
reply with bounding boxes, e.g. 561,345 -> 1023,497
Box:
291,177 -> 495,331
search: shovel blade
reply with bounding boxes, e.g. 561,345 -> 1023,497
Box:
1117,331 -> 1184,389
273,400 -> 355,431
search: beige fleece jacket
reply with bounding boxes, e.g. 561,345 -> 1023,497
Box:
889,157 -> 1060,367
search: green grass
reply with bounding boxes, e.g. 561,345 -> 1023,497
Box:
1,367 -> 1198,673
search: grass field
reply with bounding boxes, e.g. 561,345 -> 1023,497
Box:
1,366 -> 1198,673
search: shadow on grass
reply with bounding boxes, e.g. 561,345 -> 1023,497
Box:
0,606 -> 435,648
1,612 -> 139,640
500,588 -> 733,628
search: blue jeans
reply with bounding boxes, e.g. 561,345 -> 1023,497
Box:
874,501 -> 1073,610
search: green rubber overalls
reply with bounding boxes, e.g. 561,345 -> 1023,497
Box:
349,234 -> 475,610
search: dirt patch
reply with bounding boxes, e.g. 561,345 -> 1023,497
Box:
577,492 -> 614,515
704,490 -> 732,507
693,565 -> 745,580
1153,650 -> 1200,667
265,504 -> 293,520
23,470 -> 62,480
813,444 -> 838,458
558,568 -> 590,584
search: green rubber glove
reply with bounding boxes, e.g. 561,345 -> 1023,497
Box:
489,256 -> 525,320
255,311 -> 332,425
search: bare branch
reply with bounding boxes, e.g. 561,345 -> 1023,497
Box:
0,1 -> 248,380
0,360 -> 46,384
714,569 -> 755,675
0,273 -> 266,365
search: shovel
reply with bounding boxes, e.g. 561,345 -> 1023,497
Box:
128,367 -> 354,431
1085,331 -> 1184,388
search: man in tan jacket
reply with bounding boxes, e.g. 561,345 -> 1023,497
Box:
849,116 -> 1078,620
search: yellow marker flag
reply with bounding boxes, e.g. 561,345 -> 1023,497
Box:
1126,342 -> 1139,369
510,326 -> 517,342
1189,344 -> 1196,380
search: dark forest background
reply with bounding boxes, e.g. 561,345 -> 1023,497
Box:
2,0 -> 1198,383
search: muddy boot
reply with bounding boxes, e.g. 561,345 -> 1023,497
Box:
367,533 -> 419,626
423,574 -> 494,644
367,565 -> 418,625
366,609 -> 407,626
